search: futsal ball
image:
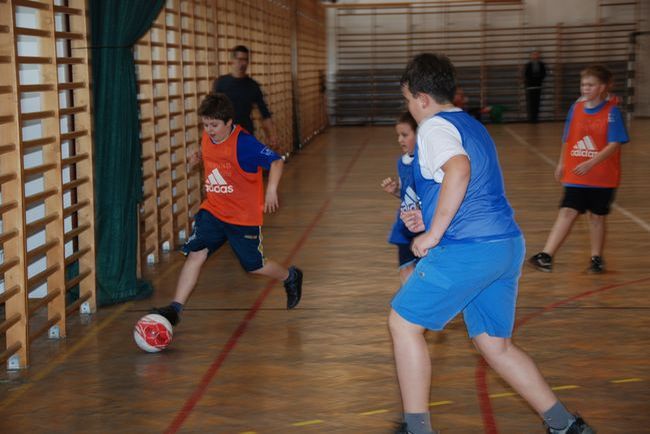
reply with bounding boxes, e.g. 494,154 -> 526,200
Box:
133,314 -> 173,353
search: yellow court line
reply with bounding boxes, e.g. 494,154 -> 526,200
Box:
360,409 -> 389,416
489,392 -> 516,399
551,385 -> 580,391
610,378 -> 643,384
0,260 -> 183,409
429,400 -> 453,407
291,419 -> 324,427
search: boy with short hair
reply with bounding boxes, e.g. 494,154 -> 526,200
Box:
391,53 -> 594,434
153,93 -> 302,326
529,65 -> 629,273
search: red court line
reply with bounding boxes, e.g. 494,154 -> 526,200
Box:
164,138 -> 370,434
476,276 -> 650,434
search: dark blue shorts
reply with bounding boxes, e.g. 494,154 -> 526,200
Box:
181,209 -> 265,272
397,243 -> 417,268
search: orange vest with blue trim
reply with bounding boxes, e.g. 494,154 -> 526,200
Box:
199,126 -> 265,226
561,100 -> 621,188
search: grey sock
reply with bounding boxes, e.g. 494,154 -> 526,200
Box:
404,413 -> 433,434
543,401 -> 575,430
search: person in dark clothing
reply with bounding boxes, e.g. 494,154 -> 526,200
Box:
212,45 -> 279,148
524,50 -> 547,123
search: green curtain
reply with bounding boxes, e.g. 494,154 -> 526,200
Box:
90,0 -> 165,306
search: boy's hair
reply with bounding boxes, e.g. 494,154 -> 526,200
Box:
397,111 -> 418,131
581,64 -> 613,85
198,93 -> 235,122
400,53 -> 456,104
231,45 -> 250,57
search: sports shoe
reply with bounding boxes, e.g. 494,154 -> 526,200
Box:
528,252 -> 553,272
392,421 -> 439,434
587,256 -> 604,274
284,266 -> 303,309
393,422 -> 412,434
151,305 -> 180,326
546,415 -> 596,433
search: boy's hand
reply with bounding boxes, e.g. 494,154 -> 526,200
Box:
572,160 -> 595,176
264,188 -> 279,213
400,209 -> 425,233
411,231 -> 440,258
381,177 -> 399,195
188,151 -> 201,169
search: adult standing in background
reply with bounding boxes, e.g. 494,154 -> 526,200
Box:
524,50 -> 547,123
212,45 -> 279,149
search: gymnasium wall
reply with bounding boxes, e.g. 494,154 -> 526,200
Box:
134,0 -> 327,265
0,0 -> 97,369
326,0 -> 645,124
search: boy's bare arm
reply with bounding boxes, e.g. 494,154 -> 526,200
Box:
555,142 -> 567,181
264,159 -> 284,213
411,155 -> 470,257
572,142 -> 621,175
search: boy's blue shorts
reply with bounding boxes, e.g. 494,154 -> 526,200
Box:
181,209 -> 265,272
391,236 -> 525,338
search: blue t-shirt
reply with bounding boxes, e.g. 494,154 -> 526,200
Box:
388,154 -> 421,245
413,111 -> 521,244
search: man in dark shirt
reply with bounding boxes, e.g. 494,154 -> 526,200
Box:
524,50 -> 547,123
212,45 -> 279,148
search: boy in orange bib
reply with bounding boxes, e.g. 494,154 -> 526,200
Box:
153,93 -> 302,326
529,65 -> 629,274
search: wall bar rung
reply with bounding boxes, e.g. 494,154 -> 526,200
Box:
24,188 -> 59,207
26,264 -> 60,290
28,289 -> 61,316
64,246 -> 91,266
29,314 -> 61,342
0,257 -> 20,275
62,199 -> 90,218
64,223 -> 91,242
24,213 -> 59,236
65,291 -> 92,316
26,239 -> 60,261
0,286 -> 20,305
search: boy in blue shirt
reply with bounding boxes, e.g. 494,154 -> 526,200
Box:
390,53 -> 595,434
381,112 -> 421,283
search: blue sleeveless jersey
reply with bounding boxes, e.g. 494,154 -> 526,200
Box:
388,155 -> 420,245
413,111 -> 521,244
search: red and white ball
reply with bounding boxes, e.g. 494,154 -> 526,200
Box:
133,314 -> 173,353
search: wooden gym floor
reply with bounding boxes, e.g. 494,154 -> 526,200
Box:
1,121 -> 649,434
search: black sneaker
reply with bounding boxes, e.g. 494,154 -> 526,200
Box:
151,305 -> 180,326
284,266 -> 303,309
587,256 -> 604,274
528,252 -> 553,272
546,415 -> 596,434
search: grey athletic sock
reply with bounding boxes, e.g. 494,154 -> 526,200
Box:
543,401 -> 575,430
404,413 -> 433,434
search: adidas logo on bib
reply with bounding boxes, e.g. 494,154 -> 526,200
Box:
205,168 -> 234,194
570,135 -> 598,158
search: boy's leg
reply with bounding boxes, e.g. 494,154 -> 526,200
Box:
542,207 -> 580,256
389,309 -> 435,434
153,210 -> 226,325
473,334 -> 557,414
227,224 -> 303,309
173,249 -> 210,305
249,259 -> 289,280
587,213 -> 606,257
